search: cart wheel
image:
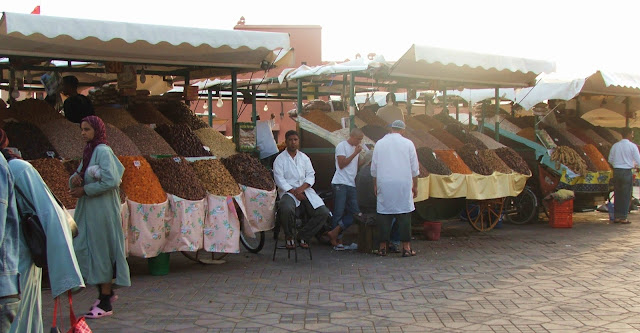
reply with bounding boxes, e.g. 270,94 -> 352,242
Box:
465,198 -> 504,232
504,187 -> 538,225
181,250 -> 228,264
240,231 -> 265,253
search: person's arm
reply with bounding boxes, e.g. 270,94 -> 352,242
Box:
412,176 -> 418,198
302,154 -> 315,189
273,155 -> 293,193
371,147 -> 379,195
337,143 -> 362,169
409,144 -> 420,178
81,147 -> 123,197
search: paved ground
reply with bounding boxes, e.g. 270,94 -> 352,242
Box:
41,208 -> 640,333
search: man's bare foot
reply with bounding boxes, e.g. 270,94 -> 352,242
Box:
327,228 -> 340,246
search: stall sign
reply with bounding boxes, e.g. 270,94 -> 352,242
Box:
235,122 -> 257,152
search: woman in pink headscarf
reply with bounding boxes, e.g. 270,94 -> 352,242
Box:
69,116 -> 130,319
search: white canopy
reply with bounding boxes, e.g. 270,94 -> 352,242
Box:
0,12 -> 291,78
278,55 -> 388,83
436,88 -> 516,104
389,44 -> 556,88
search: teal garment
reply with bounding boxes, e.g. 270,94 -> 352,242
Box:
8,159 -> 85,333
71,144 -> 130,288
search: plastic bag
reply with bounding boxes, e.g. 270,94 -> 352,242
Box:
86,165 -> 101,180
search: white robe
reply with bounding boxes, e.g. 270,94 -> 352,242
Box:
371,133 -> 419,214
273,150 -> 325,209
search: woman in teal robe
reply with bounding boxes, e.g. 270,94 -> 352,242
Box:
2,135 -> 84,333
69,116 -> 129,319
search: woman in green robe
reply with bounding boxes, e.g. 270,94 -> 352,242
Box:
70,116 -> 130,319
1,129 -> 84,333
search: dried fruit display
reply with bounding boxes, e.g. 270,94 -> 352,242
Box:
361,125 -> 389,142
430,129 -> 464,150
147,156 -> 207,200
8,99 -> 63,124
470,132 -> 505,150
584,129 -> 613,157
446,124 -> 487,150
592,126 -> 618,144
301,110 -> 342,132
568,128 -> 596,146
562,130 -> 586,147
122,125 -> 176,156
583,144 -> 611,171
221,153 -> 275,190
416,147 -> 452,175
331,128 -> 376,147
494,147 -> 531,175
156,101 -> 208,130
324,111 -> 367,128
542,126 -> 573,147
483,117 -> 521,134
572,146 -> 597,172
357,109 -> 388,127
30,158 -> 78,209
118,156 -> 167,204
127,102 -> 173,125
419,131 -> 449,150
39,119 -> 84,159
550,146 -> 588,175
516,127 -> 537,142
434,150 -> 472,174
191,159 -> 241,196
95,106 -> 138,129
433,112 -> 458,127
456,144 -> 493,175
418,162 -> 429,178
405,116 -> 431,134
105,124 -> 142,157
194,128 -> 237,158
478,150 -> 512,174
507,116 -> 535,129
3,121 -> 58,160
155,124 -> 212,157
402,131 -> 428,149
413,114 -> 445,130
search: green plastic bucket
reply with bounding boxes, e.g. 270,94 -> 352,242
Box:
147,253 -> 170,276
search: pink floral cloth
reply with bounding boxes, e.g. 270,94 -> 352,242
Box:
127,197 -> 170,258
240,185 -> 276,238
204,194 -> 245,253
163,195 -> 206,252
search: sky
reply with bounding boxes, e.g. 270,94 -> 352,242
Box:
3,0 -> 640,77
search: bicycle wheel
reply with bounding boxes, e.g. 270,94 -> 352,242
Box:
240,231 -> 265,253
504,187 -> 538,225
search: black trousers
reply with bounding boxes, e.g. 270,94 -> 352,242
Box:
278,194 -> 330,241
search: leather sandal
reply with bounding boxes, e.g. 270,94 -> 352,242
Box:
298,239 -> 310,249
285,238 -> 296,249
377,248 -> 387,256
402,248 -> 417,257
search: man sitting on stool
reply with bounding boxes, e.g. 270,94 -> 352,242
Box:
273,130 -> 331,249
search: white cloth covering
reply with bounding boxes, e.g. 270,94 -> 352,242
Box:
371,133 -> 419,214
273,150 -> 325,209
331,141 -> 359,187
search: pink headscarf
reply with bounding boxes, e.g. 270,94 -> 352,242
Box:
80,116 -> 108,177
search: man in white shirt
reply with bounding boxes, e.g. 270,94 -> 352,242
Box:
371,120 -> 419,257
273,130 -> 331,249
376,93 -> 405,125
326,129 -> 364,250
608,128 -> 640,224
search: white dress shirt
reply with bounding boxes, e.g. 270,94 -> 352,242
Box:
608,139 -> 640,169
331,140 -> 359,187
371,133 -> 419,214
273,149 -> 325,209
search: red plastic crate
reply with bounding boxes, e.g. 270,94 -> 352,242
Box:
548,199 -> 573,228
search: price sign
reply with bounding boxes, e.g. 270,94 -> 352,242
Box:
173,157 -> 181,163
475,150 -> 478,155
432,152 -> 437,159
133,160 -> 141,168
149,124 -> 157,129
46,151 -> 55,158
453,152 -> 458,157
203,146 -> 211,152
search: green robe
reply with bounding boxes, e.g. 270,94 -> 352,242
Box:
9,159 -> 84,333
71,144 -> 130,288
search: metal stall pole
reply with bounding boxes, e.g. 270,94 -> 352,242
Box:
626,97 -> 631,129
455,99 -> 460,121
207,88 -> 213,127
349,73 -> 356,131
494,87 -> 500,141
442,89 -> 447,115
232,70 -> 238,143
407,89 -> 412,116
252,85 -> 257,125
297,79 -> 303,117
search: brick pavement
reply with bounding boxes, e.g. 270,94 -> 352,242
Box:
41,209 -> 640,332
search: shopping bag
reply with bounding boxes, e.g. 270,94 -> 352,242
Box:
67,290 -> 92,333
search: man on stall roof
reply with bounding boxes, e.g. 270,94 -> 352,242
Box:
61,75 -> 94,123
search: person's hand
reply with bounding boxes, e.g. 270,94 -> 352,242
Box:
354,145 -> 363,155
412,184 -> 418,198
69,187 -> 85,198
295,192 -> 307,201
373,183 -> 377,196
71,174 -> 83,187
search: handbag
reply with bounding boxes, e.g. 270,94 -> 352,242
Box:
51,291 -> 92,333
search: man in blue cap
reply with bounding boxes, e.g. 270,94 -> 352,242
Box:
371,120 -> 419,257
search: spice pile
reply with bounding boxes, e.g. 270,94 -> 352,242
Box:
446,124 -> 487,150
63,159 -> 81,176
592,127 -> 618,143
403,131 -> 427,149
302,110 -> 342,132
494,147 -> 531,175
413,114 -> 445,130
121,125 -> 176,156
418,163 -> 429,178
405,117 -> 431,134
357,109 -> 388,127
324,111 -> 367,128
572,146 -> 597,172
3,121 -> 58,160
563,130 -> 586,147
156,101 -> 208,130
194,128 -> 237,158
155,124 -> 211,157
478,150 -> 512,174
191,159 -> 241,196
582,144 -> 611,171
420,132 -> 449,150
470,132 -> 505,149
434,150 -> 472,174
105,124 -> 142,156
584,129 -> 613,157
147,157 -> 207,200
95,106 -> 138,129
222,153 -> 275,190
430,129 -> 464,150
516,127 -> 537,142
361,125 -> 388,142
456,144 -> 492,175
542,126 -> 573,147
416,147 -> 451,175
550,146 -> 588,175
8,99 -> 63,124
39,119 -> 84,159
433,112 -> 459,127
118,156 -> 167,204
507,116 -> 535,129
30,158 -> 78,209
127,102 -> 173,125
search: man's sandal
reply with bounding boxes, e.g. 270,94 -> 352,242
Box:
299,240 -> 310,249
402,248 -> 417,257
285,239 -> 296,249
378,248 -> 387,256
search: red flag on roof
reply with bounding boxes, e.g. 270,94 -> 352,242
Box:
31,6 -> 40,14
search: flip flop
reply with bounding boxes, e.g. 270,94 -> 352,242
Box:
333,244 -> 345,251
85,305 -> 113,319
91,294 -> 118,308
